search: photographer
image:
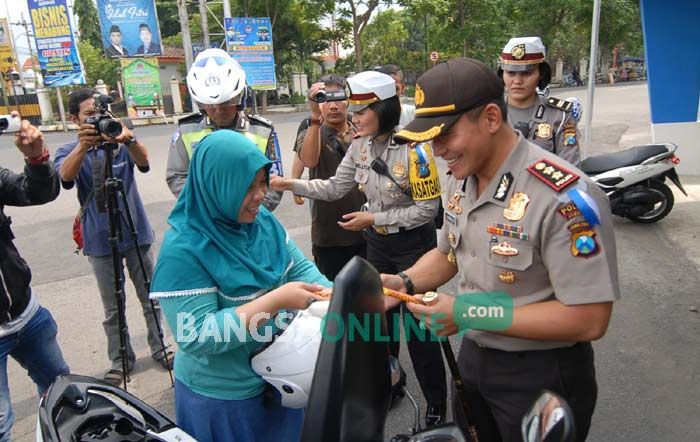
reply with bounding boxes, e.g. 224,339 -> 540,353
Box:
1,113 -> 69,442
54,89 -> 172,386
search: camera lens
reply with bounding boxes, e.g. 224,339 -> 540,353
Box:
100,119 -> 123,138
313,90 -> 327,103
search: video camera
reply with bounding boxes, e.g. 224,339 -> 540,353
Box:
85,94 -> 123,138
311,89 -> 347,103
0,114 -> 21,134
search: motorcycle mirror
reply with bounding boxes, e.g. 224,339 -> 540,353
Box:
521,390 -> 575,442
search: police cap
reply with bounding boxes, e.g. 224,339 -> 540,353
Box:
394,58 -> 503,143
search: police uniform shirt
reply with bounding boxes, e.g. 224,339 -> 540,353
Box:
291,134 -> 440,230
438,134 -> 619,351
508,94 -> 580,165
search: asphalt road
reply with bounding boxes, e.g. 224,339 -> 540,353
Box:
2,82 -> 699,441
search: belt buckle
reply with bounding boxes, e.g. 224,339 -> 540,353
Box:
374,225 -> 388,235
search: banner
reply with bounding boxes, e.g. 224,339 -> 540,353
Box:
97,0 -> 163,58
28,0 -> 85,87
0,18 -> 16,76
121,57 -> 161,107
225,17 -> 276,91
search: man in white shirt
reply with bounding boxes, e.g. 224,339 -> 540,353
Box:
377,64 -> 415,127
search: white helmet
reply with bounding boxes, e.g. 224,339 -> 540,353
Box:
187,48 -> 246,105
251,301 -> 329,408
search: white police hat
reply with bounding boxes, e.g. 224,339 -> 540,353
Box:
500,36 -> 547,72
346,71 -> 397,112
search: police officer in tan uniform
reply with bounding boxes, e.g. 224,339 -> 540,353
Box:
271,70 -> 448,426
386,58 -> 619,441
499,37 -> 581,165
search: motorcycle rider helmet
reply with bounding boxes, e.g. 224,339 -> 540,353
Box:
250,301 -> 329,409
346,71 -> 397,112
497,36 -> 552,90
187,48 -> 247,106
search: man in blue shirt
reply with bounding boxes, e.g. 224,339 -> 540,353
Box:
55,89 -> 171,386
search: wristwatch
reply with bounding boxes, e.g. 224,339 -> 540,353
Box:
125,136 -> 138,147
397,271 -> 415,295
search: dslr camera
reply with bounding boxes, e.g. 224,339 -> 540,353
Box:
85,94 -> 123,138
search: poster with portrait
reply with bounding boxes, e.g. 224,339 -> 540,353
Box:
225,17 -> 276,91
27,0 -> 85,86
97,0 -> 163,58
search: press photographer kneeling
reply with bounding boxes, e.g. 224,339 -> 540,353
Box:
55,89 -> 172,386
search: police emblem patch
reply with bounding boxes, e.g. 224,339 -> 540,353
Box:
511,44 -> 526,60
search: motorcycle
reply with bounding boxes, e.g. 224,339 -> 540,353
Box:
36,257 -> 575,442
579,142 -> 687,223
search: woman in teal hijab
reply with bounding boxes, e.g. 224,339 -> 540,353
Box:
150,130 -> 330,442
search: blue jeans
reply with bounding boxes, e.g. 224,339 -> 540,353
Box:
0,307 -> 70,442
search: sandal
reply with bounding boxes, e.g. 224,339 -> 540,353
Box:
153,350 -> 175,370
103,369 -> 126,386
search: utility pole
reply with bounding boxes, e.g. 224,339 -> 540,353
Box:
223,0 -> 231,19
199,0 -> 210,48
178,0 -> 196,111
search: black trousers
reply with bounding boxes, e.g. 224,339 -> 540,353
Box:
312,242 -> 367,281
453,338 -> 598,442
364,222 -> 447,407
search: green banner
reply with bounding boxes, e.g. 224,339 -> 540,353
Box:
121,58 -> 161,106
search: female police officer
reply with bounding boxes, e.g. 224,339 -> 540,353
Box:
499,36 -> 581,165
270,71 -> 447,426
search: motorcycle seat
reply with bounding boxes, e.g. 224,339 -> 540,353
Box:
580,144 -> 669,174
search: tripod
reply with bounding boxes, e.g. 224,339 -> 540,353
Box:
99,141 -> 173,392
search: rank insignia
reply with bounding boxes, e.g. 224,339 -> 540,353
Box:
503,192 -> 530,221
546,97 -> 574,112
536,123 -> 552,139
493,172 -> 513,201
498,271 -> 516,284
491,241 -> 519,256
528,159 -> 580,192
569,223 -> 598,258
393,161 -> 406,178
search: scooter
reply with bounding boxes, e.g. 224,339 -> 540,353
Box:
579,142 -> 687,223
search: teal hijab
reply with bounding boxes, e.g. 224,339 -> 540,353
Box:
161,130 -> 288,295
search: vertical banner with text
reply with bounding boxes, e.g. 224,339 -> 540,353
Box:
97,0 -> 163,58
120,57 -> 161,107
225,17 -> 276,91
27,0 -> 85,87
0,18 -> 16,76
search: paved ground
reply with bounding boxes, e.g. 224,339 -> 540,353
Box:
2,82 -> 699,441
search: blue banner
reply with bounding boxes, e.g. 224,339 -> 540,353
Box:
97,0 -> 163,58
225,17 -> 277,91
28,0 -> 85,87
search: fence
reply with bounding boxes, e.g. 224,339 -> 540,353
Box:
0,92 -> 42,126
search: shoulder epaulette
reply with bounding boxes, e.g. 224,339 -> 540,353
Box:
546,97 -> 573,112
527,158 -> 579,192
177,112 -> 205,126
248,113 -> 273,128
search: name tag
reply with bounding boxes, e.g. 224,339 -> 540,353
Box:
445,211 -> 457,225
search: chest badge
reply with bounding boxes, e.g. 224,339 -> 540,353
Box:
498,271 -> 516,284
536,123 -> 552,139
491,241 -> 519,256
503,192 -> 530,221
393,161 -> 406,178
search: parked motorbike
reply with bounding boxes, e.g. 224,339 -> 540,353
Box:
580,142 -> 687,223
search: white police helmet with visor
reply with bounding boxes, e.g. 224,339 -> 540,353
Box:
186,48 -> 247,107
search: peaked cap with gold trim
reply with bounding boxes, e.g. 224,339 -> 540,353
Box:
394,58 -> 503,143
346,71 -> 397,112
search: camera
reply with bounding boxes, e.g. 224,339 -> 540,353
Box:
312,89 -> 347,103
85,94 -> 123,138
0,114 -> 21,134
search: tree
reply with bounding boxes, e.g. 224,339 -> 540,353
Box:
78,41 -> 120,87
336,0 -> 391,71
73,0 -> 102,48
